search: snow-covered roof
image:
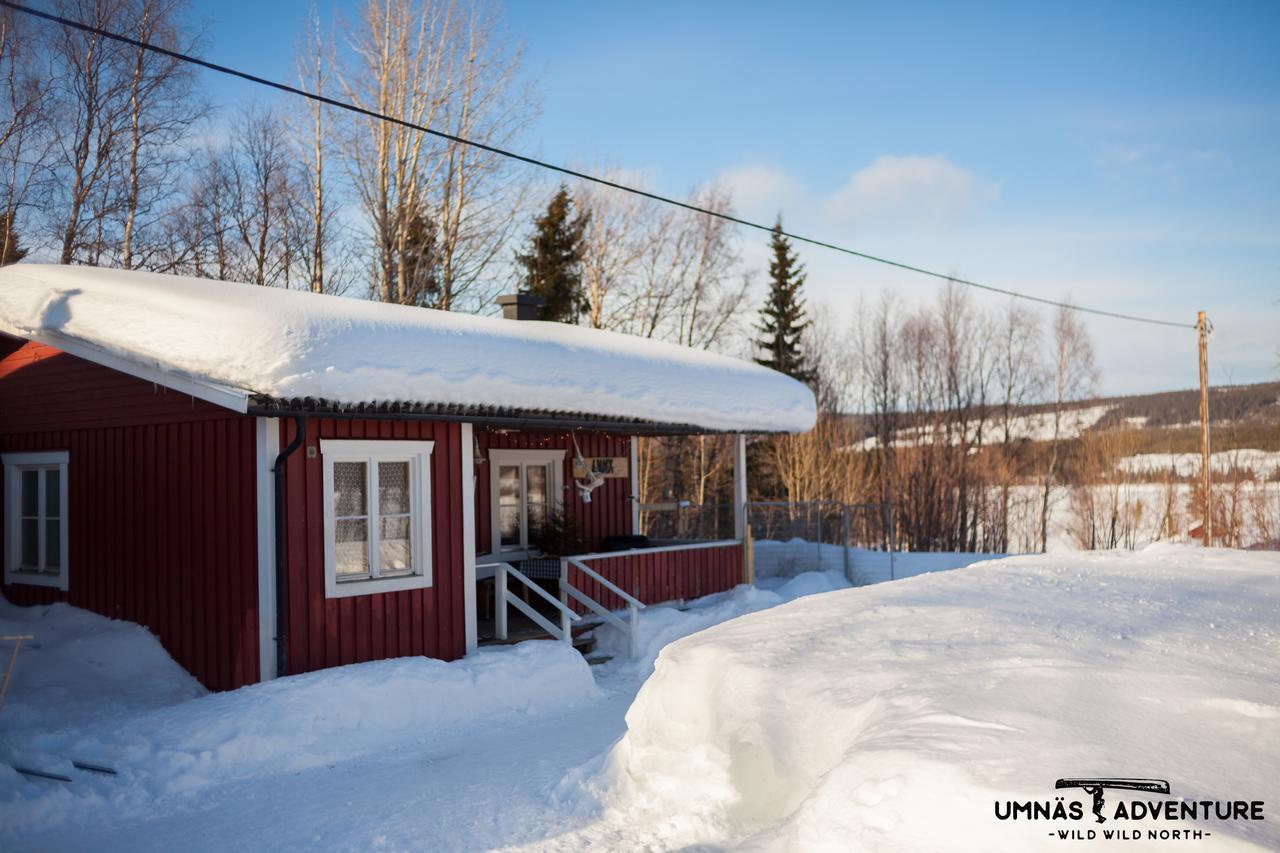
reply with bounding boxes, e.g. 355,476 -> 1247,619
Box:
0,264 -> 816,433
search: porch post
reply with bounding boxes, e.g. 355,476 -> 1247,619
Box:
733,433 -> 748,541
461,423 -> 478,654
629,435 -> 641,535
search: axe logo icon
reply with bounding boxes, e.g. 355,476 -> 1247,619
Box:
1055,778 -> 1171,823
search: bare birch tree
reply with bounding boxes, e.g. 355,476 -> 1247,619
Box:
1038,302 -> 1099,551
338,0 -> 528,308
0,6 -> 54,263
228,106 -> 299,286
292,8 -> 346,294
48,0 -> 133,264
117,0 -> 201,270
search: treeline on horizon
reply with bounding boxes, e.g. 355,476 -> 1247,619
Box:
4,0 -> 1273,552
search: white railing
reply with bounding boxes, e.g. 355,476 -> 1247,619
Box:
561,557 -> 647,660
566,538 -> 740,563
485,561 -> 580,644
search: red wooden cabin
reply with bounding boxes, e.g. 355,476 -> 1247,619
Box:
0,265 -> 814,690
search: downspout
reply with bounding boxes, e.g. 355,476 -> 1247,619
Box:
272,415 -> 308,678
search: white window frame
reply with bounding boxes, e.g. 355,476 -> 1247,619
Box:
3,450 -> 70,591
488,448 -> 565,559
320,439 -> 434,599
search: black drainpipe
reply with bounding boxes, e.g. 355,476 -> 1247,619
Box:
272,415 -> 308,678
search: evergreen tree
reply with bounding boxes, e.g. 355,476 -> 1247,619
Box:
755,217 -> 813,383
0,210 -> 28,266
514,185 -> 589,323
397,205 -> 440,307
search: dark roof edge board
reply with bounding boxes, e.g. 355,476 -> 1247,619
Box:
244,395 -> 767,436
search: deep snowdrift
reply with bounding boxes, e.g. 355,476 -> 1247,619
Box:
570,545 -> 1280,851
0,630 -> 597,837
0,264 -> 815,432
0,599 -> 205,734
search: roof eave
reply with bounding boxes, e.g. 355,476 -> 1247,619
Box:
243,395 -> 785,436
1,328 -> 251,413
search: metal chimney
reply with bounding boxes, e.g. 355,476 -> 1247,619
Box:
495,292 -> 544,321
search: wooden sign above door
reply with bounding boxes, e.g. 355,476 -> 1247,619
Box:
573,456 -> 629,479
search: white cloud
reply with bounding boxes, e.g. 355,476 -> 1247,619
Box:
716,162 -> 805,221
828,155 -> 999,223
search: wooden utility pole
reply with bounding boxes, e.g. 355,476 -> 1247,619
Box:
1197,310 -> 1212,546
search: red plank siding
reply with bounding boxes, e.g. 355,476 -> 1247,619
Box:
474,427 -> 632,557
278,418 -> 466,677
0,420 -> 259,691
0,339 -> 260,691
0,337 -> 233,431
565,542 -> 743,613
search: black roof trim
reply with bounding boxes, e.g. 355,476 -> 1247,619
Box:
243,395 -> 756,436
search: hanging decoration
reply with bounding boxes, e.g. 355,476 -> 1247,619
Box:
571,432 -> 606,503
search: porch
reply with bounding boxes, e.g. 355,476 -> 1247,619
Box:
476,538 -> 746,660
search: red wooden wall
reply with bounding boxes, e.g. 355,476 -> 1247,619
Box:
0,338 -> 260,690
279,417 -> 466,675
474,427 -> 633,557
566,542 -> 742,613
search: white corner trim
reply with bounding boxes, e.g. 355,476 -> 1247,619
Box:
2,450 -> 70,591
461,423 -> 478,654
254,418 -> 279,682
10,328 -> 251,413
320,438 -> 435,600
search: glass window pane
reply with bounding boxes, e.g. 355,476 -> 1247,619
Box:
378,461 -> 410,515
20,518 -> 38,568
334,518 -> 369,576
525,466 -> 547,504
499,506 -> 521,548
528,502 -> 546,540
498,465 -> 521,504
45,468 -> 61,519
45,519 -> 60,571
526,465 -> 548,539
333,461 -> 367,517
20,469 -> 38,516
380,515 -> 412,573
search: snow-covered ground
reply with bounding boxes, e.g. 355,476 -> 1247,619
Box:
559,545 -> 1280,851
0,570 -> 853,852
3,546 -> 1277,851
1116,450 -> 1280,479
852,404 -> 1116,451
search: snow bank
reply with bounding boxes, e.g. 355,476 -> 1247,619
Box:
1,640 -> 598,835
0,598 -> 204,734
0,264 -> 815,433
570,545 -> 1280,851
594,570 -> 852,677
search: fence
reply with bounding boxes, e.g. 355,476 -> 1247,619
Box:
638,500 -> 898,585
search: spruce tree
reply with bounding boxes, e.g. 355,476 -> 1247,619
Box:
514,186 -> 589,323
398,206 -> 440,307
755,217 -> 813,383
0,210 -> 28,266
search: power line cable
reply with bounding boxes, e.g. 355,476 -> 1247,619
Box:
0,0 -> 1197,330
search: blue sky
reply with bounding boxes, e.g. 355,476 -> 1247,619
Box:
196,0 -> 1279,394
